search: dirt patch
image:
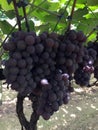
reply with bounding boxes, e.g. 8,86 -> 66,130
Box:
0,85 -> 98,130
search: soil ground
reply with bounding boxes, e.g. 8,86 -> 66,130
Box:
0,83 -> 98,130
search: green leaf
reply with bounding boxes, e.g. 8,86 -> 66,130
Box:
73,7 -> 88,20
31,10 -> 48,21
7,0 -> 12,4
76,0 -> 87,4
43,15 -> 58,23
77,18 -> 98,34
0,0 -> 14,10
49,2 -> 60,11
87,0 -> 98,5
87,33 -> 96,43
21,20 -> 35,32
0,20 -> 12,34
5,10 -> 15,19
35,23 -> 49,33
85,12 -> 98,19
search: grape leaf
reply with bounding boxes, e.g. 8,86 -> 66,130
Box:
87,0 -> 98,6
21,20 -> 35,31
7,0 -> 12,4
5,10 -> 15,19
0,0 -> 13,10
77,18 -> 98,34
73,7 -> 88,20
0,20 -> 12,34
76,0 -> 87,4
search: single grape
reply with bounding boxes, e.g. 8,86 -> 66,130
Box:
25,35 -> 35,45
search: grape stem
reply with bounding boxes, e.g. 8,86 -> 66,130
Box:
53,0 -> 72,32
66,0 -> 77,32
16,93 -> 40,130
86,27 -> 96,39
12,0 -> 21,31
16,93 -> 30,130
29,95 -> 40,130
22,3 -> 30,32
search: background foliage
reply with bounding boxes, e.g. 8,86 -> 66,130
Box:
1,0 -> 98,58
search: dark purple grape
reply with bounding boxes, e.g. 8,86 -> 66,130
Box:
17,75 -> 25,84
68,85 -> 74,92
74,66 -> 91,87
41,52 -> 49,60
19,68 -> 27,75
13,51 -> 22,59
25,35 -> 35,45
57,57 -> 66,64
11,82 -> 20,90
26,57 -> 33,65
45,38 -> 54,47
66,59 -> 73,67
94,66 -> 98,79
22,51 -> 30,58
67,30 -> 77,40
28,31 -> 36,37
33,55 -> 39,63
77,31 -> 86,42
66,42 -> 75,52
48,92 -> 57,102
51,101 -> 59,111
15,31 -> 26,40
35,36 -> 41,43
28,79 -> 34,86
56,90 -> 63,99
9,67 -> 19,75
17,40 -> 26,50
39,32 -> 47,40
7,75 -> 17,83
7,58 -> 17,67
35,44 -> 44,54
26,45 -> 35,54
37,107 -> 44,115
3,41 -> 15,51
49,32 -> 58,39
59,43 -> 66,52
63,96 -> 69,104
42,112 -> 50,120
18,59 -> 26,68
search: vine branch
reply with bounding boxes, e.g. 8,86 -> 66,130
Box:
86,27 -> 97,39
29,95 -> 40,130
12,0 -> 21,30
16,93 -> 30,130
22,5 -> 30,32
67,0 -> 77,32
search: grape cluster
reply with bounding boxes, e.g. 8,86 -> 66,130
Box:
56,30 -> 86,76
74,42 -> 97,87
74,66 -> 91,86
37,71 -> 70,120
3,30 -> 95,120
87,41 -> 98,80
94,66 -> 98,79
3,31 -> 38,95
